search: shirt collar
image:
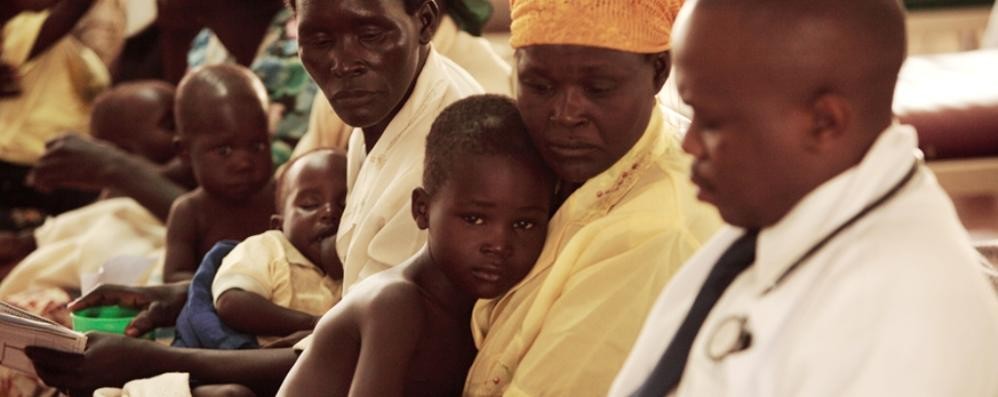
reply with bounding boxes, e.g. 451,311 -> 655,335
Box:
510,103 -> 679,286
557,102 -> 678,224
431,16 -> 460,55
353,47 -> 449,159
754,123 -> 921,292
271,230 -> 318,270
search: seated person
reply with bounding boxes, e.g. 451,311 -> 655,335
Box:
1,0 -> 111,228
278,94 -> 555,396
163,63 -> 275,282
207,149 -> 347,346
89,80 -> 195,192
0,80 -> 191,293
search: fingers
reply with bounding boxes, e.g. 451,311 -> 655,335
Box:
126,310 -> 156,337
68,284 -> 149,312
26,346 -> 84,378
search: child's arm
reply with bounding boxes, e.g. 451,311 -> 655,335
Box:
163,195 -> 199,282
28,0 -> 94,61
215,289 -> 319,337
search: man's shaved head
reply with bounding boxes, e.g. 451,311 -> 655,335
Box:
674,0 -> 906,133
175,64 -> 269,138
673,0 -> 908,228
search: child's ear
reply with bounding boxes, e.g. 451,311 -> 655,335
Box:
415,0 -> 439,45
651,51 -> 671,92
411,187 -> 430,230
270,214 -> 284,230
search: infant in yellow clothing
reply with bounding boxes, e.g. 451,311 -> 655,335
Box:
212,149 -> 347,344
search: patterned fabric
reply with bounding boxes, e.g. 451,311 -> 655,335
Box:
509,0 -> 683,53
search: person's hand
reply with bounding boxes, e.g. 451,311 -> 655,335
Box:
68,282 -> 190,337
27,135 -> 127,193
26,332 -> 162,396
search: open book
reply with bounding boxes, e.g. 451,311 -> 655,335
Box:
0,300 -> 87,376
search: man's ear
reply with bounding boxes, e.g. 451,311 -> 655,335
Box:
411,187 -> 430,230
651,51 -> 671,92
270,214 -> 284,230
808,92 -> 851,151
415,0 -> 439,45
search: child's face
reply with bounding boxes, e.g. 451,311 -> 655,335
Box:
277,153 -> 348,271
417,155 -> 553,299
183,110 -> 272,202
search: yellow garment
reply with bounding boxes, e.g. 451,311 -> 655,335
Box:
464,104 -> 720,397
0,12 -> 110,165
0,198 -> 165,298
509,0 -> 682,53
212,230 -> 342,344
292,16 -> 510,157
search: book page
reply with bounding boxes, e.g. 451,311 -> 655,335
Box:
0,301 -> 87,376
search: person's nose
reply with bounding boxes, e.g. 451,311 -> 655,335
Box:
329,39 -> 366,79
550,87 -> 588,128
228,149 -> 254,173
682,119 -> 705,158
318,202 -> 335,223
481,224 -> 513,259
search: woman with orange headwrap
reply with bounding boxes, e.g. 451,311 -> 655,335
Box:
464,1 -> 720,395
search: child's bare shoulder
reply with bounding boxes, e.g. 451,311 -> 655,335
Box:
171,188 -> 207,214
350,270 -> 427,328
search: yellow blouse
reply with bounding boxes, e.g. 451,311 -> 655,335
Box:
464,103 -> 720,397
0,12 -> 108,165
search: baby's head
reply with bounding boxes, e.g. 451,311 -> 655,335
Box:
413,94 -> 556,299
175,64 -> 273,202
91,81 -> 177,164
273,149 -> 348,277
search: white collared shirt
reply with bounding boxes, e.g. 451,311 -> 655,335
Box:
336,49 -> 483,292
610,124 -> 998,397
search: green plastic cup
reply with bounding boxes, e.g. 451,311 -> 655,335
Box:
71,305 -> 150,338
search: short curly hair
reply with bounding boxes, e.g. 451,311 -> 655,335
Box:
423,94 -> 553,195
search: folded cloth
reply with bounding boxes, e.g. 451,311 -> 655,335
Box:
0,198 -> 164,298
172,241 -> 257,350
93,372 -> 191,397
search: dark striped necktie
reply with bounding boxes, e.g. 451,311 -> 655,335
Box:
630,230 -> 759,397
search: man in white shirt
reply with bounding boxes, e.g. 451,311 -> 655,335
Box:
293,0 -> 483,291
611,0 -> 998,396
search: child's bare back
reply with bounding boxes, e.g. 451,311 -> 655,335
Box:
291,258 -> 476,396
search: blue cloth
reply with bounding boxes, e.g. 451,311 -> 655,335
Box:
172,240 -> 259,350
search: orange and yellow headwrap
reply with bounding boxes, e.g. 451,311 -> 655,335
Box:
509,0 -> 683,53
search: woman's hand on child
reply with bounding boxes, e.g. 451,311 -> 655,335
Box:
69,282 -> 190,337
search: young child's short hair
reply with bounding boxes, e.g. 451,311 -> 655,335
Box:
174,64 -> 269,138
423,94 -> 550,195
273,148 -> 344,209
